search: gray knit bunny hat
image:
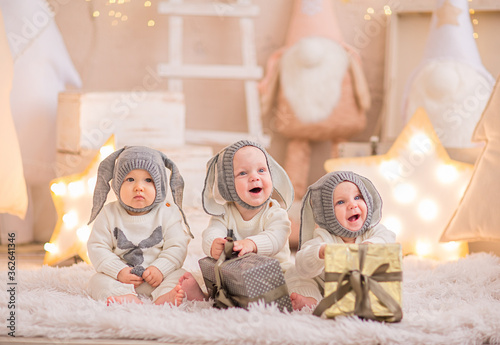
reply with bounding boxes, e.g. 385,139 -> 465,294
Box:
299,171 -> 382,249
202,140 -> 294,216
88,146 -> 192,237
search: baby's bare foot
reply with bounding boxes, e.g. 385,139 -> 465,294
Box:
179,272 -> 208,301
154,285 -> 185,306
106,294 -> 143,306
290,292 -> 317,311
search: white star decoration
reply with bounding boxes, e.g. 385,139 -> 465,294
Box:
325,109 -> 473,260
44,136 -> 116,265
436,0 -> 462,28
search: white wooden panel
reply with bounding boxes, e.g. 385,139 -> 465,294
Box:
168,15 -> 184,92
185,129 -> 270,147
158,63 -> 263,80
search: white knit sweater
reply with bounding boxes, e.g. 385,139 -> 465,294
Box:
202,199 -> 292,269
87,201 -> 191,279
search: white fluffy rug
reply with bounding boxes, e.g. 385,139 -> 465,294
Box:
2,252 -> 500,344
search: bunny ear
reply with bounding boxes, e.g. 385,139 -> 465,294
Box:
268,154 -> 294,210
202,153 -> 226,216
160,152 -> 193,238
359,175 -> 383,227
88,148 -> 125,224
298,188 -> 314,250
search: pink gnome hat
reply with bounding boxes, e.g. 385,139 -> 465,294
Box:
284,0 -> 344,47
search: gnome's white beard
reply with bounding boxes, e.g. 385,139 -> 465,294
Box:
405,59 -> 493,148
280,37 -> 349,124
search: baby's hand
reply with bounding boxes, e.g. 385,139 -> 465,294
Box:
232,239 -> 257,257
143,266 -> 163,288
211,237 -> 227,260
319,244 -> 326,259
117,267 -> 144,287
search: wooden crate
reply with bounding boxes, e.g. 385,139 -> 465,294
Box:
57,91 -> 185,153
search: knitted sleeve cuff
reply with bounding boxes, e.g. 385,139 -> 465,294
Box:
99,259 -> 129,279
202,219 -> 229,257
151,258 -> 177,278
295,245 -> 324,278
202,234 -> 219,257
248,235 -> 274,256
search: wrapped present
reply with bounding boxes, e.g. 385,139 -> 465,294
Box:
313,243 -> 403,322
198,251 -> 292,312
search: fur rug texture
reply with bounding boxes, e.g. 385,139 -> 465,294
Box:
2,252 -> 500,345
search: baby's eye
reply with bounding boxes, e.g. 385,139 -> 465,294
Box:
335,200 -> 344,206
237,171 -> 246,176
355,194 -> 363,201
145,178 -> 153,183
258,168 -> 266,173
126,177 -> 134,182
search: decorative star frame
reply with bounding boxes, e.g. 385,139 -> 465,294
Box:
325,109 -> 473,261
43,136 -> 116,266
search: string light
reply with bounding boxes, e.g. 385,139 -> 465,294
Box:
393,183 -> 417,203
436,164 -> 459,184
409,132 -> 434,154
77,226 -> 92,242
418,199 -> 438,221
379,159 -> 401,181
68,181 -> 85,197
89,0 -> 154,27
50,182 -> 67,196
44,242 -> 58,254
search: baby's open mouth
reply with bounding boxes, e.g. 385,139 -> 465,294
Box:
348,214 -> 360,222
249,187 -> 262,194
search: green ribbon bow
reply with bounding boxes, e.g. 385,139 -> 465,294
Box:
313,244 -> 403,322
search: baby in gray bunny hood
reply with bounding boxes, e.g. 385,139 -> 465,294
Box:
86,146 -> 193,305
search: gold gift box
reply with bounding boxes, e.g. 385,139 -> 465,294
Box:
321,243 -> 402,322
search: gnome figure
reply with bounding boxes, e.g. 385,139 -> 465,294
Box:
259,0 -> 371,199
402,0 -> 495,148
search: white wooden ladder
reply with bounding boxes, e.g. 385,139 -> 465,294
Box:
158,0 -> 269,147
